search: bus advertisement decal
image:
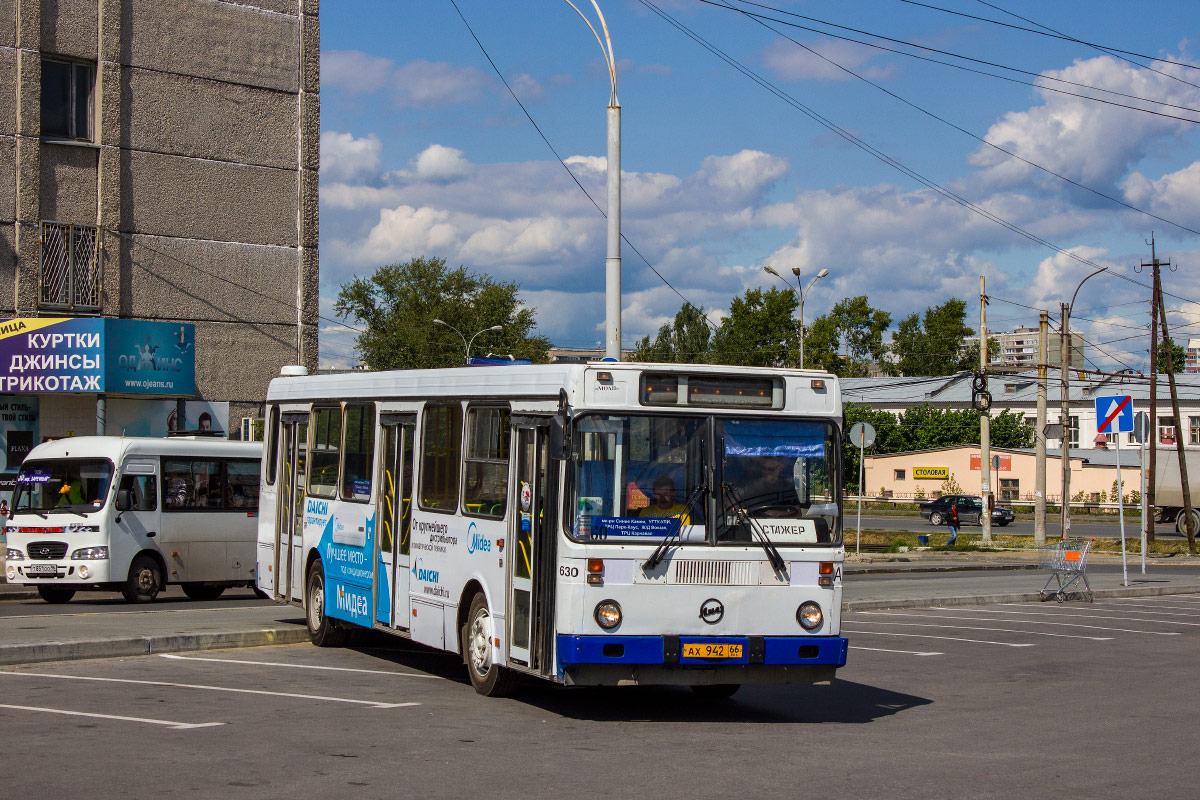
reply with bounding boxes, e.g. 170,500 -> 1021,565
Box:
326,579 -> 371,625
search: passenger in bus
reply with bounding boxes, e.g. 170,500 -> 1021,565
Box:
637,474 -> 690,524
56,479 -> 85,506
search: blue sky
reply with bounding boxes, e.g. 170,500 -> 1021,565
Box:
317,0 -> 1200,371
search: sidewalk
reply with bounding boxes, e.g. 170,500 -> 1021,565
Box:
1,551 -> 1198,667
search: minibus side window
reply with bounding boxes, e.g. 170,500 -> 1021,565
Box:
117,474 -> 157,511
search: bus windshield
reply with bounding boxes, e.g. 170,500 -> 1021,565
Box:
569,414 -> 839,546
13,459 -> 114,516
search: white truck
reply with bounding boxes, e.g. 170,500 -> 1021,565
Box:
1151,448 -> 1200,534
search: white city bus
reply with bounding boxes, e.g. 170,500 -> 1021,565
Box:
5,436 -> 261,603
258,363 -> 847,696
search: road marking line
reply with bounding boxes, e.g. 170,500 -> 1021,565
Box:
1091,599 -> 1200,615
857,610 -> 1180,636
1083,603 -> 1200,618
978,606 -> 1200,627
0,702 -> 224,730
0,606 -> 270,621
158,653 -> 439,679
0,672 -> 419,709
849,620 -> 1110,640
850,646 -> 942,656
842,629 -> 1034,647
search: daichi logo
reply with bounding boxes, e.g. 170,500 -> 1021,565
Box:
412,557 -> 440,584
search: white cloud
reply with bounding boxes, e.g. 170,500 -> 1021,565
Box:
762,38 -> 894,82
413,144 -> 471,182
393,60 -> 489,107
968,54 -> 1200,190
321,51 -> 395,95
320,131 -> 382,183
1124,161 -> 1200,230
694,150 -> 790,201
355,206 -> 462,266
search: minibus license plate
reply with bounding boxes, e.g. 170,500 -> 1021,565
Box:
682,643 -> 743,659
26,564 -> 58,575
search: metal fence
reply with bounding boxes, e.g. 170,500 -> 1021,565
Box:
40,221 -> 101,312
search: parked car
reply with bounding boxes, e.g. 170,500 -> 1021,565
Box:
919,494 -> 1014,527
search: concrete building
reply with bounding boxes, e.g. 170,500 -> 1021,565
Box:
1186,338 -> 1200,374
961,326 -> 1085,370
1,1 -> 318,474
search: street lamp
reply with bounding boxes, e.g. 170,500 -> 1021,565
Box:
564,0 -> 621,361
433,319 -> 503,365
764,265 -> 829,369
1059,266 -> 1107,539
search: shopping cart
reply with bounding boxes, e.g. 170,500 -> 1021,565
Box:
1038,538 -> 1093,602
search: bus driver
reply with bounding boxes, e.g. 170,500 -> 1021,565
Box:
637,474 -> 691,525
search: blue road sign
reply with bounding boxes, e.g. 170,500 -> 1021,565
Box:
1095,394 -> 1134,434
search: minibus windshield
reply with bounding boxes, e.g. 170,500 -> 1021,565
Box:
13,459 -> 114,516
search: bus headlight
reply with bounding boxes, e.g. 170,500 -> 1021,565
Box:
5,565 -> 15,582
797,601 -> 823,630
71,546 -> 109,560
594,600 -> 622,630
6,548 -> 24,561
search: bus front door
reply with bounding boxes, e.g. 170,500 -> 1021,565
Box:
275,415 -> 307,604
376,415 -> 415,629
508,423 -> 557,675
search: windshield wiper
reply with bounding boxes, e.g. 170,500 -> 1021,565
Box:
722,483 -> 788,578
642,481 -> 707,572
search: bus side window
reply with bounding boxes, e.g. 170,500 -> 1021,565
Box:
308,406 -> 341,499
118,474 -> 157,512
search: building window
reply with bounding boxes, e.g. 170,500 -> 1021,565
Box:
1000,478 -> 1020,501
39,221 -> 101,311
41,58 -> 94,141
1190,417 -> 1200,446
1069,416 -> 1079,447
1159,416 -> 1177,445
894,469 -> 905,481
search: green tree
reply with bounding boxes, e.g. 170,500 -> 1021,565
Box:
334,256 -> 551,370
826,296 -> 892,377
630,303 -> 712,363
708,287 -> 799,367
960,336 -> 1001,370
803,314 -> 844,374
890,298 -> 975,376
1157,337 -> 1186,373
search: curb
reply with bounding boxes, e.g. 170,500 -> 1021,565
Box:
844,583 -> 1200,611
0,626 -> 311,667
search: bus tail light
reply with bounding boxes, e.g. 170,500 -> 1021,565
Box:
819,562 -> 834,587
587,559 -> 604,585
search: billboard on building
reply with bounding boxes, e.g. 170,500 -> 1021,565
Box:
0,318 -> 195,396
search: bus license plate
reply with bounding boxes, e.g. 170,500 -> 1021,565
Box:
25,564 -> 58,575
682,643 -> 743,660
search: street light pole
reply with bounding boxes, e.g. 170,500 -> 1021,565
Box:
764,265 -> 829,369
565,1 -> 621,360
433,319 -> 502,365
1060,266 -> 1107,540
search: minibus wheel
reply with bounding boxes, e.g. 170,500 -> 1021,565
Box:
306,561 -> 348,647
122,555 -> 161,603
462,593 -> 520,697
37,586 -> 76,604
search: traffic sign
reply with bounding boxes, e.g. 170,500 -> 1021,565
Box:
849,421 -> 876,448
1132,411 -> 1150,444
1095,395 -> 1134,434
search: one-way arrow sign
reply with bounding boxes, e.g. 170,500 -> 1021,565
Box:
1095,394 -> 1134,434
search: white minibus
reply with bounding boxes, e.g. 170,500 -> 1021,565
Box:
5,436 -> 261,603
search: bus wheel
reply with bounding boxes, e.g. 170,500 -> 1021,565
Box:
37,586 -> 76,604
306,562 -> 347,647
691,684 -> 740,700
122,556 -> 161,603
182,583 -> 225,601
463,593 -> 519,697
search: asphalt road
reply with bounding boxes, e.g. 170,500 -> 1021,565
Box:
853,513 -> 1184,539
2,594 -> 1197,799
0,585 -> 271,617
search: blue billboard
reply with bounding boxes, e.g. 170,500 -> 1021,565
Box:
0,318 -> 195,396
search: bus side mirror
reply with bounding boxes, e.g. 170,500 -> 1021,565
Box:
115,489 -> 133,512
550,417 -> 570,461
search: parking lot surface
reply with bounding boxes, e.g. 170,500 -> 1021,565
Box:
3,593 -> 1198,799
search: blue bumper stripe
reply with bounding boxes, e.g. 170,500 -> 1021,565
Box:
557,635 -> 848,667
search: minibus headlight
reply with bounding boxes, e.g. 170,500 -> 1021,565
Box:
6,548 -> 24,561
797,601 -> 823,630
5,565 -> 16,581
70,546 -> 109,560
594,600 -> 622,630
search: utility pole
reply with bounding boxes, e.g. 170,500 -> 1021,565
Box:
1060,301 -> 1071,540
1149,241 -> 1197,554
1034,309 -> 1048,545
980,276 -> 992,545
1146,263 -> 1159,544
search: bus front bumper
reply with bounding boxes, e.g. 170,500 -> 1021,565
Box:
556,634 -> 847,686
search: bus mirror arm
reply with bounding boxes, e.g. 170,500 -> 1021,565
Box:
551,390 -> 572,461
